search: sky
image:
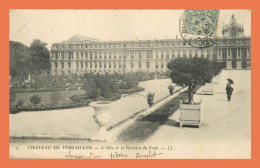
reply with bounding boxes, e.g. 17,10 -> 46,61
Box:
10,9 -> 251,49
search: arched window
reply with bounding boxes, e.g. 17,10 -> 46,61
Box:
131,62 -> 134,69
232,61 -> 237,69
222,49 -> 227,59
230,28 -> 237,37
232,49 -> 237,59
146,62 -> 150,69
222,61 -> 227,69
242,60 -> 247,69
242,49 -> 247,59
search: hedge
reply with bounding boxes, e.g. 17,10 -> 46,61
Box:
10,100 -> 91,114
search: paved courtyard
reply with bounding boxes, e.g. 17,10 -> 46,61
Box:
144,70 -> 251,158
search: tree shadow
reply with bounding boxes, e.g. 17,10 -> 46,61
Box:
164,119 -> 200,128
140,113 -> 168,124
116,86 -> 201,144
164,119 -> 180,127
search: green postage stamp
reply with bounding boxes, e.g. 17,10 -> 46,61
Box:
180,9 -> 220,48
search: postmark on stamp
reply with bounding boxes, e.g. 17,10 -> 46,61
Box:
179,9 -> 220,48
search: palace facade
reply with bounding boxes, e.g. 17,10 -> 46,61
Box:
50,15 -> 251,76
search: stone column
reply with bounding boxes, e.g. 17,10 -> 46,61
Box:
226,61 -> 232,69
237,60 -> 242,69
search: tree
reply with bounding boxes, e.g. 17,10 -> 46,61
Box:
168,57 -> 224,103
29,39 -> 51,75
9,89 -> 17,106
30,95 -> 41,106
50,91 -> 62,104
9,41 -> 30,78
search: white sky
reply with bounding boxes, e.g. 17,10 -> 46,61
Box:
10,9 -> 251,49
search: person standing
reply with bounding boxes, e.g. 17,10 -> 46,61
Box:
226,83 -> 234,101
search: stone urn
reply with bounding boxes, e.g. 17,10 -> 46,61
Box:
89,101 -> 113,141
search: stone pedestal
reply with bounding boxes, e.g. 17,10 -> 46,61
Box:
90,101 -> 114,142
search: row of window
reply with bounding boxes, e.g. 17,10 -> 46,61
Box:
52,49 -> 215,57
52,51 -> 217,60
218,40 -> 250,45
52,41 -> 190,50
55,69 -> 122,75
55,62 -> 124,69
52,39 -> 251,50
54,61 -> 164,69
54,55 -> 220,70
221,48 -> 249,59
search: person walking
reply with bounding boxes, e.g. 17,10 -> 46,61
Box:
226,81 -> 234,101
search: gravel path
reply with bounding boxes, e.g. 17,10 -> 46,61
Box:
144,70 -> 251,159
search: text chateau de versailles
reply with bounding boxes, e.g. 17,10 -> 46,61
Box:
50,15 -> 251,76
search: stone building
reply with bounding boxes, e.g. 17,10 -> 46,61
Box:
50,15 -> 251,76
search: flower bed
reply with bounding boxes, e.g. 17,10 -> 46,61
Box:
10,100 -> 91,114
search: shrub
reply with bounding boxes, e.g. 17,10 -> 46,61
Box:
30,95 -> 41,106
168,85 -> 174,95
147,92 -> 155,107
50,91 -> 62,104
16,99 -> 25,107
149,72 -> 155,80
9,100 -> 92,114
101,85 -> 112,99
87,88 -> 101,100
69,94 -> 82,103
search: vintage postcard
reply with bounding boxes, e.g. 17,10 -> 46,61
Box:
9,9 -> 251,159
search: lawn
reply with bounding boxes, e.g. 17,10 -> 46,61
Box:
13,90 -> 86,106
116,86 -> 200,143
